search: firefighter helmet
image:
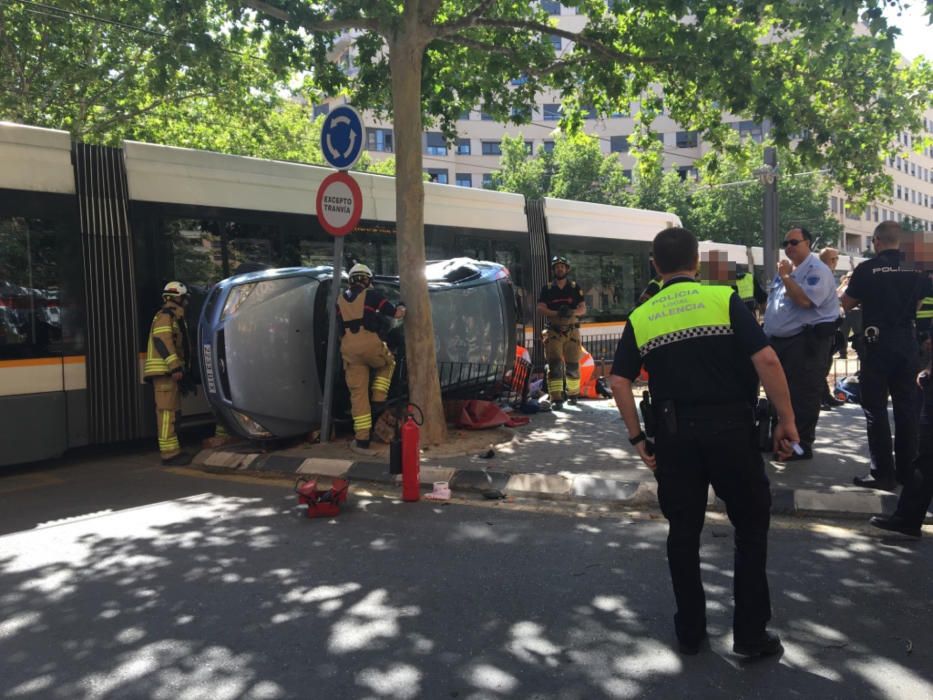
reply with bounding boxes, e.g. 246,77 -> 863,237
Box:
162,281 -> 188,298
550,255 -> 570,271
348,263 -> 373,285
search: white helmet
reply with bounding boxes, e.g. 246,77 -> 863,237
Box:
162,281 -> 188,298
348,263 -> 373,282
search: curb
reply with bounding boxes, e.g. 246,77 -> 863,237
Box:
193,448 -> 905,518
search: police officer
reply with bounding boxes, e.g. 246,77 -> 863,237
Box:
144,281 -> 192,466
537,255 -> 586,408
609,227 -> 798,657
638,252 -> 663,305
870,360 -> 933,538
842,222 -> 933,490
337,263 -> 405,452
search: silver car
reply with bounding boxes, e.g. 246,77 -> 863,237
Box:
198,258 -> 517,439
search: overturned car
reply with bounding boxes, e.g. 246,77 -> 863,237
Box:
198,258 -> 517,439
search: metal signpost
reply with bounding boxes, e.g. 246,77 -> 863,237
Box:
317,106 -> 364,443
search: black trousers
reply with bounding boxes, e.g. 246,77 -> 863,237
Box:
894,413 -> 933,528
654,408 -> 772,645
859,343 -> 919,483
771,332 -> 834,450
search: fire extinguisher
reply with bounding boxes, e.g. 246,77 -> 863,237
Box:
401,403 -> 424,502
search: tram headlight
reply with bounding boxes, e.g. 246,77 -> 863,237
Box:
231,410 -> 273,439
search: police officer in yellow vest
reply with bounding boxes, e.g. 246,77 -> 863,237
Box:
144,281 -> 192,465
337,263 -> 405,451
609,227 -> 798,657
537,255 -> 587,409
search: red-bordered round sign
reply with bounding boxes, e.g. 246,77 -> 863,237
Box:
315,171 -> 363,237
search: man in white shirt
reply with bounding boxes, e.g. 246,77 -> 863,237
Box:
763,227 -> 839,460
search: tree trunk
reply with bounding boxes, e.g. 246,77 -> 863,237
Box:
388,31 -> 448,444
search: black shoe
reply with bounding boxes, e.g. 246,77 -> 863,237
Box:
828,396 -> 845,406
820,401 -> 835,411
869,515 -> 921,538
853,475 -> 896,492
551,401 -> 565,411
355,439 -> 370,449
162,451 -> 192,467
567,396 -> 578,406
678,630 -> 708,656
733,631 -> 783,657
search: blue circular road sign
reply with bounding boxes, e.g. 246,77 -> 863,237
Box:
320,105 -> 364,170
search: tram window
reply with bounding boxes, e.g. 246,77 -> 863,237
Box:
551,242 -> 646,320
164,219 -> 226,288
0,217 -> 67,358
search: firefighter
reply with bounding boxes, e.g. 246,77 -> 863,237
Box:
537,255 -> 587,409
144,281 -> 192,466
337,263 -> 405,452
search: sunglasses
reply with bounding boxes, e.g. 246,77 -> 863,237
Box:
782,239 -> 805,248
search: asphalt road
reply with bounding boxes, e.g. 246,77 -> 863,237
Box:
1,451 -> 931,699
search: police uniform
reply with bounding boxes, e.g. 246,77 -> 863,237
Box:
612,277 -> 773,650
337,285 -> 398,442
845,250 -> 933,486
638,277 -> 663,305
734,272 -> 767,314
143,297 -> 188,460
538,279 -> 585,401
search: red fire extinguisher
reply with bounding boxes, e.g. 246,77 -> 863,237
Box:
401,404 -> 423,502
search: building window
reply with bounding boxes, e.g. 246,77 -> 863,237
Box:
482,173 -> 494,188
542,141 -> 555,154
312,104 -> 330,118
896,157 -> 902,171
550,34 -> 562,52
456,139 -> 471,155
655,133 -> 666,146
425,132 -> 447,156
459,109 -> 471,121
542,103 -> 561,121
622,169 -> 633,180
455,173 -> 472,187
897,185 -> 902,199
481,141 -> 502,156
735,120 -> 763,142
511,106 -> 532,121
676,131 -> 699,148
425,169 -> 448,184
524,141 -> 534,155
873,207 -> 879,222
610,135 -> 630,153
541,1 -> 561,14
677,166 -> 698,181
481,111 -> 495,121
582,106 -> 596,120
830,196 -> 839,214
366,128 -> 393,153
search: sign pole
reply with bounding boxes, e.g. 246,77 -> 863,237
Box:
319,236 -> 344,443
316,105 -> 363,444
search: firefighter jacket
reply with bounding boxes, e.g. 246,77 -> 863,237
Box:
336,285 -> 397,338
144,300 -> 187,379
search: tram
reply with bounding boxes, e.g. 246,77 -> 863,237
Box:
8,120 -> 847,465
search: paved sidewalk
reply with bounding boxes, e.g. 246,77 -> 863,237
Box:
193,398 -> 923,519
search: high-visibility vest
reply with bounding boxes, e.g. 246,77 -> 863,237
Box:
735,273 -> 755,303
917,296 -> 933,320
628,281 -> 733,357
